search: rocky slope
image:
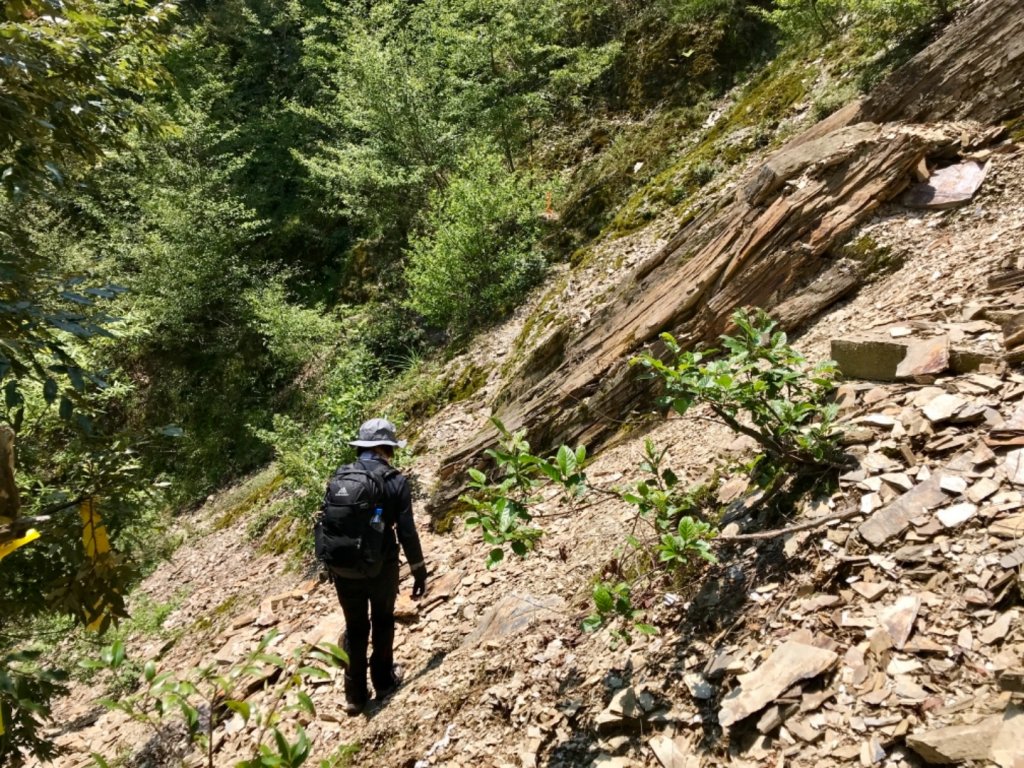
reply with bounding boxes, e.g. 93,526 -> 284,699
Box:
430,0 -> 1024,514
26,2 -> 1024,767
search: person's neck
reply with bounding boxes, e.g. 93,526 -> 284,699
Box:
359,449 -> 390,464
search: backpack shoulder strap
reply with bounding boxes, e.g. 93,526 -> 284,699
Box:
354,459 -> 398,482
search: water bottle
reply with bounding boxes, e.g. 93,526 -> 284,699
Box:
364,507 -> 385,563
369,507 -> 385,533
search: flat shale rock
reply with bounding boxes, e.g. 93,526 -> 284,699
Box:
901,160 -> 988,209
463,593 -> 566,647
907,707 -> 1024,767
859,474 -> 949,547
718,641 -> 838,728
649,735 -> 698,768
906,717 -> 1002,764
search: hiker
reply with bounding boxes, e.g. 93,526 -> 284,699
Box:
316,418 -> 427,715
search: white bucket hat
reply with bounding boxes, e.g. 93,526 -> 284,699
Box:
349,418 -> 407,448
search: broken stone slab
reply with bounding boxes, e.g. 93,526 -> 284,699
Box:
718,641 -> 838,728
649,735 -> 698,768
1005,448 -> 1024,485
922,393 -> 971,424
990,514 -> 1024,538
463,593 -> 566,647
395,593 -> 420,620
991,706 -> 1024,768
859,474 -> 950,547
902,160 -> 989,209
895,336 -> 950,380
683,672 -> 715,700
968,477 -> 1000,503
785,718 -> 824,743
832,336 -> 948,382
850,581 -> 888,601
302,611 -> 346,649
608,687 -> 639,720
939,476 -> 968,494
936,502 -> 977,528
979,611 -> 1016,646
906,716 -> 1002,763
879,595 -> 921,651
1000,548 -> 1024,570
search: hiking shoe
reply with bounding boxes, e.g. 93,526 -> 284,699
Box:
344,698 -> 366,716
374,665 -> 404,701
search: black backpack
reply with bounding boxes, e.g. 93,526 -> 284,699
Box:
314,461 -> 397,577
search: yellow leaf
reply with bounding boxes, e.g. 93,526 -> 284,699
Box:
0,705 -> 5,736
0,528 -> 40,561
79,497 -> 110,560
86,600 -> 109,633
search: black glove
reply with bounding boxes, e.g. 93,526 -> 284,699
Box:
411,564 -> 427,599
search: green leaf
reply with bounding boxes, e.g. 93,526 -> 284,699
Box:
634,623 -> 659,635
296,666 -> 331,680
67,366 -> 86,392
4,380 -> 23,408
253,653 -> 288,669
296,691 -> 316,716
42,377 -> 58,404
535,460 -> 561,484
226,699 -> 252,723
111,639 -> 126,668
59,395 -> 73,420
581,614 -> 603,633
592,583 -> 614,614
143,660 -> 157,682
485,547 -> 505,569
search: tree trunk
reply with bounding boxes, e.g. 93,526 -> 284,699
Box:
0,426 -> 19,523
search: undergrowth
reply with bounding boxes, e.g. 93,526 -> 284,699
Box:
462,309 -> 844,643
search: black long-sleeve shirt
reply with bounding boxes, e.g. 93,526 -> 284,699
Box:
355,452 -> 425,570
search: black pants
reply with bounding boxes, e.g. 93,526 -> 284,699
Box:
332,558 -> 400,702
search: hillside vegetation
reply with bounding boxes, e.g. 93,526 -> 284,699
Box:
0,0 -> 984,764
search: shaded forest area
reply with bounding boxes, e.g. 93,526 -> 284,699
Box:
0,0 -> 959,761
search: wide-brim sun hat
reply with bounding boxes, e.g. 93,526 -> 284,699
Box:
349,418 -> 407,448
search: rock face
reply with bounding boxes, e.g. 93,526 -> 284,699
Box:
430,0 -> 1024,515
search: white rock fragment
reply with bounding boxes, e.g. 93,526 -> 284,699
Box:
937,503 -> 977,528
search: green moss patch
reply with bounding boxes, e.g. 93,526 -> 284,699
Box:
211,467 -> 285,532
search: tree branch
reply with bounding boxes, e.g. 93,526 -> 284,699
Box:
716,507 -> 861,542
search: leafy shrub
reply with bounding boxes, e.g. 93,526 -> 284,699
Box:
404,146 -> 547,339
462,418 -> 587,568
0,650 -> 68,764
246,282 -> 341,374
582,581 -> 652,644
633,308 -> 841,468
87,633 -> 347,768
580,439 -> 718,641
761,0 -> 954,45
263,341 -> 383,500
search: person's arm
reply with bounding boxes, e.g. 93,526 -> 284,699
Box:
393,475 -> 427,597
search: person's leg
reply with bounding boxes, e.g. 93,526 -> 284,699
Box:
368,559 -> 401,696
334,576 -> 371,709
